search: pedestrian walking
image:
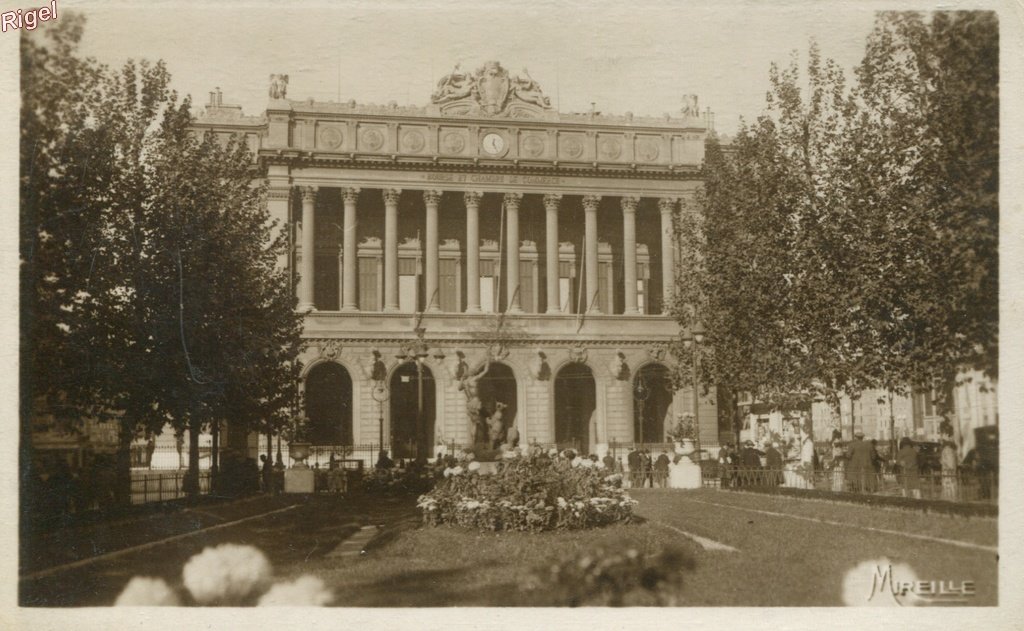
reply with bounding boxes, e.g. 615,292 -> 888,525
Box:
896,437 -> 921,499
654,450 -> 671,488
627,447 -> 641,488
846,430 -> 873,493
765,442 -> 783,486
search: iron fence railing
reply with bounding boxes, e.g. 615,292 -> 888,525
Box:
129,470 -> 212,505
708,466 -> 998,504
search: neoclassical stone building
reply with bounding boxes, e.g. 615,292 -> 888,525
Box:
194,62 -> 718,461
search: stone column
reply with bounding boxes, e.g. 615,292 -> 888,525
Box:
465,191 -> 482,313
544,193 -> 562,314
341,187 -> 359,311
267,185 -> 291,271
583,194 -> 601,314
505,192 -> 523,313
621,196 -> 640,315
337,251 -> 345,309
659,197 -> 677,313
424,190 -> 442,312
298,186 -> 317,311
383,188 -> 401,312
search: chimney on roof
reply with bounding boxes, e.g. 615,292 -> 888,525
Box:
209,90 -> 216,106
216,87 -> 223,106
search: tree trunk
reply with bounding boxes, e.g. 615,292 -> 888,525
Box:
184,414 -> 201,500
114,421 -> 134,507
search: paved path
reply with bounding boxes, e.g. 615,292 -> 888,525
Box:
20,495 -> 416,607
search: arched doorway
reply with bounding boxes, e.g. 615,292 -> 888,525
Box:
305,363 -> 353,444
477,362 -> 517,445
634,363 -> 673,444
554,363 -> 596,453
389,362 -> 436,460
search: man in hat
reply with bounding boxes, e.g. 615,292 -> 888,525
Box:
739,440 -> 763,486
846,430 -> 874,493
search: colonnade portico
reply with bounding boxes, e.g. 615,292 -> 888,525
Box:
291,185 -> 682,316
195,60 -> 722,459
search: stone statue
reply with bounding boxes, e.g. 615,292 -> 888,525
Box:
461,357 -> 490,443
488,402 -> 507,449
512,67 -> 551,108
505,420 -> 520,449
681,94 -> 699,118
431,63 -> 472,104
608,351 -> 629,380
269,74 -> 289,100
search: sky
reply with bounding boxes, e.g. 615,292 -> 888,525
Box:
60,0 -> 884,136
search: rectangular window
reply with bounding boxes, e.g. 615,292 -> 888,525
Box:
314,254 -> 340,311
358,257 -> 379,311
598,261 -> 611,314
519,261 -> 534,313
480,276 -> 495,313
439,259 -> 458,312
559,278 -> 573,313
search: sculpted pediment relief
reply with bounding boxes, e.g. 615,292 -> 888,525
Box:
432,61 -> 552,119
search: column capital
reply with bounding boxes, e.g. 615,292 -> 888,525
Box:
382,188 -> 402,205
300,186 -> 318,203
620,196 -> 640,213
423,189 -> 443,206
582,194 -> 601,212
658,197 -> 679,214
503,192 -> 523,210
464,190 -> 483,207
542,193 -> 562,211
341,187 -> 360,204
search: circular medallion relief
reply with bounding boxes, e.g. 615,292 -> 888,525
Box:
636,138 -> 660,162
599,137 -> 622,160
318,126 -> 343,150
361,128 -> 385,151
562,136 -> 585,159
522,135 -> 545,158
401,130 -> 426,153
441,132 -> 466,154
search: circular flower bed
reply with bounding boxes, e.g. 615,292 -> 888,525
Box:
418,448 -> 637,531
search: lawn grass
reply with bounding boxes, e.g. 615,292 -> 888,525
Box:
301,489 -> 998,606
300,517 -> 699,607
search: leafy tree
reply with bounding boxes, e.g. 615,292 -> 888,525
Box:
21,15 -> 302,502
674,11 -> 998,430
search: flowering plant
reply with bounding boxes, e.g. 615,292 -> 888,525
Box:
667,414 -> 696,442
418,451 -> 637,532
521,545 -> 695,606
114,543 -> 333,607
279,415 -> 311,444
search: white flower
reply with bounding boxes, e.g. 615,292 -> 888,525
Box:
502,449 -> 519,460
443,467 -> 454,478
557,497 -> 568,508
258,576 -> 333,607
182,544 -> 273,605
452,465 -> 464,476
114,577 -> 180,606
548,448 -> 559,457
468,461 -> 481,472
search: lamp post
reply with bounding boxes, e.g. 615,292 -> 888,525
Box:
369,349 -> 388,455
633,372 -> 650,446
683,323 -> 705,458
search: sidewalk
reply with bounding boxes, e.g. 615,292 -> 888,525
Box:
21,493 -> 306,576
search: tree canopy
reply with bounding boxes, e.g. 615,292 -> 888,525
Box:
21,14 -> 303,497
673,11 -> 998,419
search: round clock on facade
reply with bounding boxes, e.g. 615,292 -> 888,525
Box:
481,132 -> 506,156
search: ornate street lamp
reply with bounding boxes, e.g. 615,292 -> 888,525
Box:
369,349 -> 388,452
683,322 -> 705,458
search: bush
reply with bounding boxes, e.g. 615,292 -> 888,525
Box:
417,450 -> 637,532
361,466 -> 435,496
521,545 -> 695,606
